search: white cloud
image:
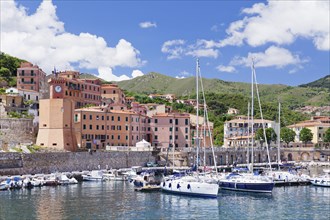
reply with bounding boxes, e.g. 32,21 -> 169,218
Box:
161,39 -> 219,59
0,0 -> 144,75
161,40 -> 186,59
220,1 -> 330,50
97,68 -> 144,82
139,21 -> 157,28
175,76 -> 185,79
131,69 -> 144,78
230,46 -> 307,68
180,71 -> 190,76
217,65 -> 236,73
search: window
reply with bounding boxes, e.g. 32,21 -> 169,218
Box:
111,116 -> 114,121
90,115 -> 92,120
185,135 -> 188,140
74,114 -> 78,122
83,114 -> 86,120
118,135 -> 121,140
155,127 -> 158,132
175,127 -> 178,131
185,127 -> 188,133
126,117 -> 128,122
185,119 -> 189,125
126,126 -> 128,131
170,119 -> 173,124
175,119 -> 178,125
175,135 -> 178,140
102,116 -> 104,120
111,135 -> 114,140
170,135 -> 172,140
96,115 -> 99,120
155,119 -> 158,123
155,135 -> 158,140
89,125 -> 93,130
102,125 -> 104,130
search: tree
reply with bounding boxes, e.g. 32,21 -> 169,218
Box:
299,127 -> 313,147
280,127 -> 296,147
324,128 -> 330,143
255,128 -> 277,146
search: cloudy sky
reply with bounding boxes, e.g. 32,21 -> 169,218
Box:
1,0 -> 329,85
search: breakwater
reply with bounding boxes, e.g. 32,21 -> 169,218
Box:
0,151 -> 155,175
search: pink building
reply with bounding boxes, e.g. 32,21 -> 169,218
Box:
17,62 -> 46,93
148,113 -> 191,149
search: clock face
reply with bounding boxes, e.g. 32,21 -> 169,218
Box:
55,85 -> 62,93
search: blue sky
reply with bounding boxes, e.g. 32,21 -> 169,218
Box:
1,0 -> 329,86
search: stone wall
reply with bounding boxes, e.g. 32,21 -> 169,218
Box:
0,151 -> 155,175
0,118 -> 35,148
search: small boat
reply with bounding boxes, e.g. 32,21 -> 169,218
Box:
57,174 -> 78,185
82,170 -> 103,181
44,174 -> 60,186
134,185 -> 161,192
132,171 -> 160,188
103,169 -> 128,181
310,169 -> 330,187
0,181 -> 9,191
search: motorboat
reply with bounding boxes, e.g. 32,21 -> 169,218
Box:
310,169 -> 330,187
82,170 -> 103,181
103,169 -> 128,181
57,174 -> 78,185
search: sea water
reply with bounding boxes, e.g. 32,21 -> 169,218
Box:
0,181 -> 329,220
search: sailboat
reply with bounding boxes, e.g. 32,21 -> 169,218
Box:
160,59 -> 219,198
218,61 -> 275,193
265,103 -> 310,185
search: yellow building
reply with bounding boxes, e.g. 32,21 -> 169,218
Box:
287,116 -> 330,145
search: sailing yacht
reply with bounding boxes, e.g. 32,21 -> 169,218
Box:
218,61 -> 274,193
161,59 -> 219,198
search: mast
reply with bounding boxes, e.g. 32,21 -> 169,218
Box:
203,106 -> 206,172
247,102 -> 250,164
196,59 -> 200,171
278,102 -> 281,170
172,114 -> 175,170
251,61 -> 254,171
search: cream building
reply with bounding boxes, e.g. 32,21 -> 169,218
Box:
287,116 -> 330,145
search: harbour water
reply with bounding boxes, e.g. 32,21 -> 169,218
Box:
0,181 -> 329,220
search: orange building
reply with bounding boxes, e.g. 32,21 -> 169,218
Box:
17,62 -> 47,93
48,71 -> 102,108
36,99 -> 77,151
101,84 -> 126,105
74,107 -> 147,150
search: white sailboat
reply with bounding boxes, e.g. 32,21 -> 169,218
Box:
219,61 -> 274,193
161,59 -> 219,198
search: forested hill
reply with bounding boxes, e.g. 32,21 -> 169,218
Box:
299,75 -> 330,89
117,72 -> 330,108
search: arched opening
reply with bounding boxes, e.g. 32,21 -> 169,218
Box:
258,154 -> 261,163
231,155 -> 234,164
288,153 -> 293,161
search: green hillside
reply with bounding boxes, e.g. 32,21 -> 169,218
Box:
0,52 -> 26,87
299,75 -> 330,89
117,72 -> 330,108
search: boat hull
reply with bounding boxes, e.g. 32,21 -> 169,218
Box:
161,178 -> 219,198
219,181 -> 274,193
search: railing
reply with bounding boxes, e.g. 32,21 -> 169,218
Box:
105,146 -> 155,152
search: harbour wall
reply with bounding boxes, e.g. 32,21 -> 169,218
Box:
0,151 -> 156,175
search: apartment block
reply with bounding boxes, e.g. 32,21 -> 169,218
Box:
17,62 -> 46,93
224,115 -> 276,148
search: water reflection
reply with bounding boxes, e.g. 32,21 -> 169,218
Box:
0,183 -> 329,220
